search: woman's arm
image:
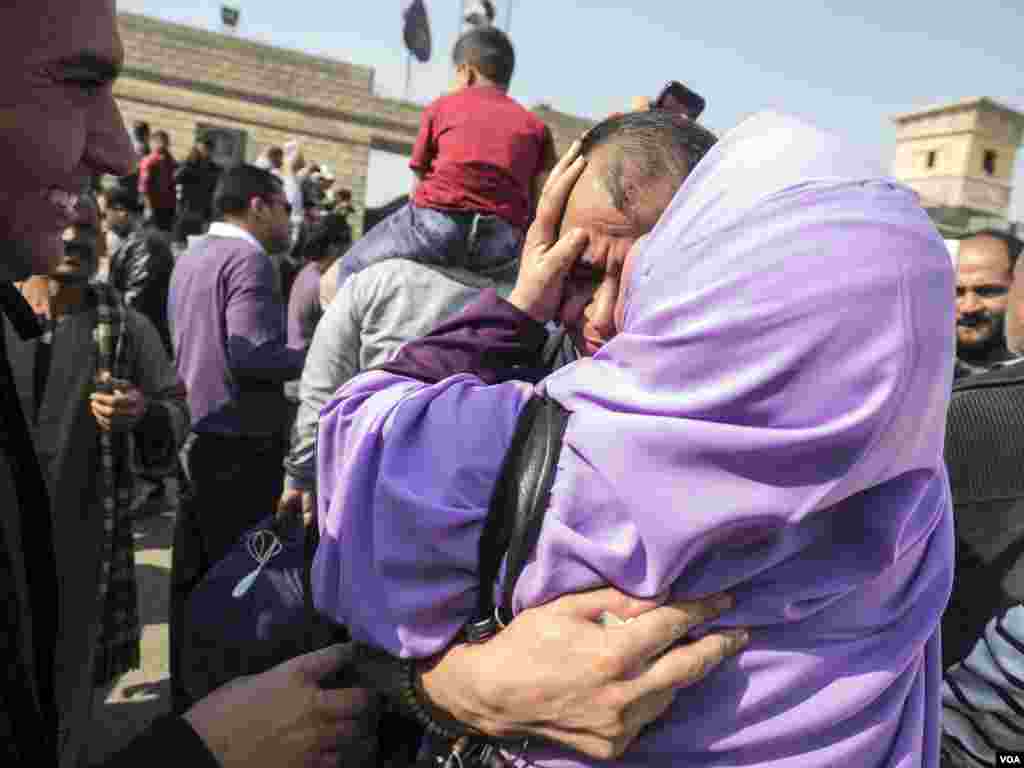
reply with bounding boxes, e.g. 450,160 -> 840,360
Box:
376,288 -> 550,384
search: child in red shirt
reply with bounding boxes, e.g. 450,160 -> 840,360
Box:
330,27 -> 557,293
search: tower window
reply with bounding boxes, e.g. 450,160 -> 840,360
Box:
926,150 -> 937,169
984,150 -> 997,175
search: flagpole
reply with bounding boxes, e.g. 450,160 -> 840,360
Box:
453,0 -> 463,76
404,51 -> 412,100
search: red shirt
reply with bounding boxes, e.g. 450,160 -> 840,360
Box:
410,86 -> 555,229
138,150 -> 177,212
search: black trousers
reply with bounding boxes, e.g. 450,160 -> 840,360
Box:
169,431 -> 286,714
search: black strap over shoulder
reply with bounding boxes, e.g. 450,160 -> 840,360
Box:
471,396 -> 570,637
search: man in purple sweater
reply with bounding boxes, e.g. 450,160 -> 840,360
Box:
169,164 -> 303,564
168,164 -> 307,711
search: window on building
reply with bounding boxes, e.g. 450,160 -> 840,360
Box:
926,150 -> 937,170
984,149 -> 998,176
366,147 -> 413,209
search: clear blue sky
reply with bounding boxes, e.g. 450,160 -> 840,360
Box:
118,0 -> 1024,215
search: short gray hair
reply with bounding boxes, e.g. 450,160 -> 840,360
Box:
580,111 -> 717,216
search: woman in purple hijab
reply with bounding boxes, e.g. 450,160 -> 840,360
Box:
314,111 -> 955,767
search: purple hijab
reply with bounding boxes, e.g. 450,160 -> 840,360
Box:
315,111 -> 955,766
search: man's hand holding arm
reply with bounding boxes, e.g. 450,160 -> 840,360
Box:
418,588 -> 748,760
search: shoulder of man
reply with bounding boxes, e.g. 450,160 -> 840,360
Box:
952,360 -> 1024,393
176,235 -> 267,284
353,259 -> 488,311
946,362 -> 1024,498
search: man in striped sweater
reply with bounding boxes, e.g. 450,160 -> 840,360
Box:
943,234 -> 1024,766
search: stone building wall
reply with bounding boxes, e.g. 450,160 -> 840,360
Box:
113,13 -> 594,234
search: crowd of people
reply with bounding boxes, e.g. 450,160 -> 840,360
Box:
2,2 -> 1023,768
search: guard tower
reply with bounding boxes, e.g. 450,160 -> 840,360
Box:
891,98 -> 1024,235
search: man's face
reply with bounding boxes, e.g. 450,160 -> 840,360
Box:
259,192 -> 292,254
556,145 -> 676,356
53,221 -> 99,284
0,0 -> 135,278
955,235 -> 1013,358
102,201 -> 134,237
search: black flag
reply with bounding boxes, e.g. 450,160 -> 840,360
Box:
220,4 -> 240,28
403,0 -> 432,63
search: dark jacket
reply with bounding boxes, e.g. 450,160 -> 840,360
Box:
175,158 -> 221,221
108,227 -> 174,355
0,283 -> 217,767
941,359 -> 1024,766
943,360 -> 1024,667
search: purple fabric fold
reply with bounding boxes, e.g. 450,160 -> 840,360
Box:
314,111 -> 955,767
313,372 -> 534,656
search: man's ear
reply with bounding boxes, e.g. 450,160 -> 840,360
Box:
249,195 -> 267,216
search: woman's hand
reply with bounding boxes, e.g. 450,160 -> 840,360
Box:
507,141 -> 590,324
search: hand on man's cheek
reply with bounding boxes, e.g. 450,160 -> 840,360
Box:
557,275 -> 597,332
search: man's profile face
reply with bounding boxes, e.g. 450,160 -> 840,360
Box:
102,201 -> 134,238
0,0 -> 135,279
53,217 -> 100,285
260,191 -> 293,254
955,235 -> 1013,358
556,145 -> 676,356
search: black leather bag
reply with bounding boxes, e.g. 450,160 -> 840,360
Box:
347,396 -> 571,768
468,396 -> 571,639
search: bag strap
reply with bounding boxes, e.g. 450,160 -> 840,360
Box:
470,396 -> 569,638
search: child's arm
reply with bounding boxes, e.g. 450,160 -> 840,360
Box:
409,105 -> 436,193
